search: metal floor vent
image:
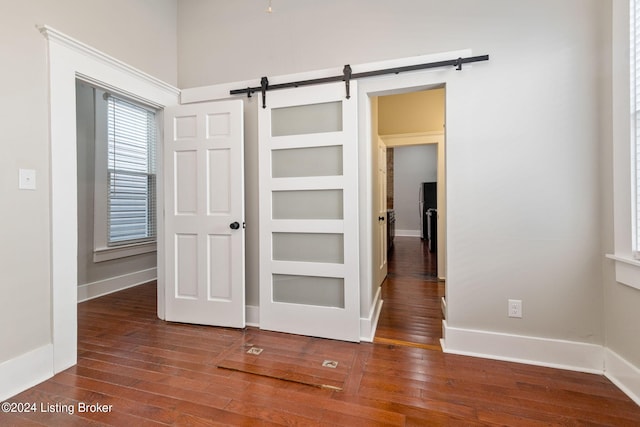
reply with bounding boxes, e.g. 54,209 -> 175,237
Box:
246,347 -> 263,355
322,360 -> 338,369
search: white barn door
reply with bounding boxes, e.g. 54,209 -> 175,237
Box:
164,100 -> 245,328
258,82 -> 360,342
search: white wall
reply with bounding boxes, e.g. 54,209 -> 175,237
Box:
393,145 -> 437,234
0,0 -> 176,366
178,0 -> 607,349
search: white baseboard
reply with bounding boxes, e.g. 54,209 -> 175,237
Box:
360,287 -> 383,342
246,305 -> 259,327
604,348 -> 640,406
396,229 -> 421,237
441,321 -> 604,374
0,344 -> 53,401
77,268 -> 157,302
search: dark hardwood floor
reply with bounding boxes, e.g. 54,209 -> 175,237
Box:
3,252 -> 640,425
375,236 -> 443,349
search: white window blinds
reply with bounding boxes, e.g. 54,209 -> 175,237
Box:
107,96 -> 157,245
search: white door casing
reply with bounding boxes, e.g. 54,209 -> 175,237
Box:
258,82 -> 360,342
164,100 -> 245,327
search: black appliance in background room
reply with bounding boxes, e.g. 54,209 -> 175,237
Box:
420,182 -> 437,252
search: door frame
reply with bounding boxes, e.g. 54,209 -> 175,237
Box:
357,50 -> 469,339
42,26 -> 179,373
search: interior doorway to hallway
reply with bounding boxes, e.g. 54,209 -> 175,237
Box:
371,87 -> 446,348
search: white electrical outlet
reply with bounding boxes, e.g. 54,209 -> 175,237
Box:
508,299 -> 522,318
19,168 -> 36,190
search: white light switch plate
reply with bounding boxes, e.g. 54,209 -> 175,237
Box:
19,169 -> 36,190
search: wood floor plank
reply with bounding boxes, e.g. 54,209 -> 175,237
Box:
330,394 -> 487,427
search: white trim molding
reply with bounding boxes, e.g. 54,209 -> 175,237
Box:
605,348 -> 640,406
93,242 -> 157,263
77,268 -> 157,303
606,254 -> 640,291
38,25 -> 179,100
0,344 -> 53,401
360,287 -> 383,342
441,321 -> 605,374
246,305 -> 260,328
380,131 -> 444,148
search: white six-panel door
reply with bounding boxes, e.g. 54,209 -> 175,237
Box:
258,82 -> 360,342
164,100 -> 245,327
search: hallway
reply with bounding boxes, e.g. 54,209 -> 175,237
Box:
375,236 -> 444,349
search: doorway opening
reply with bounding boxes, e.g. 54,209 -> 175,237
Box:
75,79 -> 159,306
43,25 -> 179,373
372,87 -> 446,349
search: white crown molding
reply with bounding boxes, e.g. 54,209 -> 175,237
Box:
37,25 -> 179,98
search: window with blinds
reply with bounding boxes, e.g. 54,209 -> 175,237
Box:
106,96 -> 157,245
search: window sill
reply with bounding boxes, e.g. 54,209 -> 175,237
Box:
606,254 -> 640,291
94,241 -> 156,262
